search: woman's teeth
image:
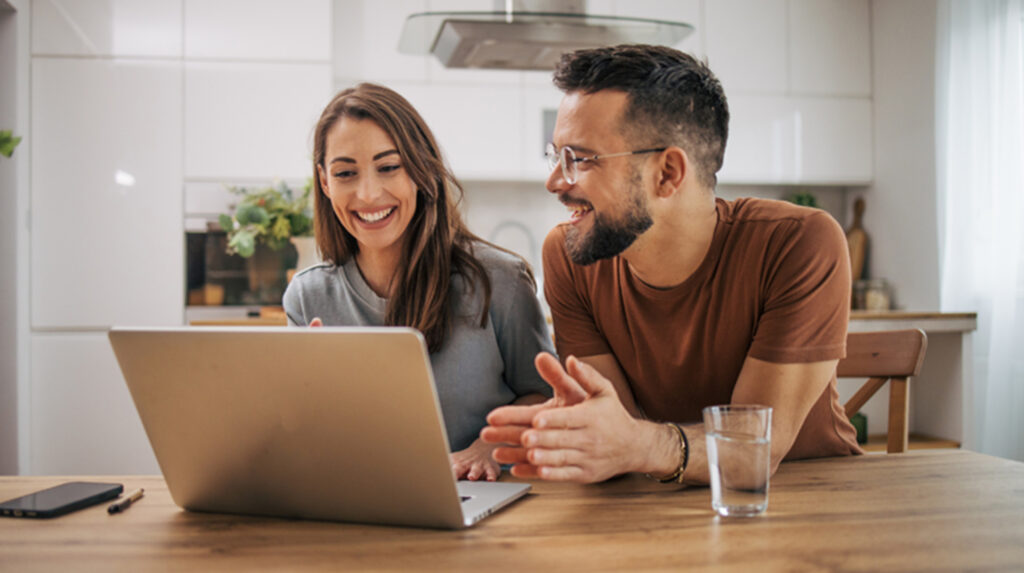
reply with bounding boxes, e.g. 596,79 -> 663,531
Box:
356,207 -> 395,223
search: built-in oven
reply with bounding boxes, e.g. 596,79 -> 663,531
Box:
185,224 -> 296,308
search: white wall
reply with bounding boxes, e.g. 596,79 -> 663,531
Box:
0,0 -> 31,476
854,0 -> 940,310
0,1 -> 21,475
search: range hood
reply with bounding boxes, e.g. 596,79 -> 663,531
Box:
398,0 -> 694,71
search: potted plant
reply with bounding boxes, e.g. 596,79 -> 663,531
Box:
786,191 -> 819,208
217,180 -> 318,301
218,179 -> 313,259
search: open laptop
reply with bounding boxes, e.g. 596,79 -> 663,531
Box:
108,326 -> 530,529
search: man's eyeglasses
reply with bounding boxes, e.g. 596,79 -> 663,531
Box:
545,142 -> 667,185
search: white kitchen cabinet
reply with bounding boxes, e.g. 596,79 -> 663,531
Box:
398,83 -> 523,181
333,0 -> 429,84
794,96 -> 872,184
31,57 -> 184,329
185,0 -> 331,62
611,0 -> 703,60
706,0 -> 870,98
707,0 -> 873,184
720,95 -> 872,185
30,333 -> 159,475
705,0 -> 788,95
184,62 -> 332,180
32,0 -> 183,57
788,0 -> 871,96
719,95 -> 797,184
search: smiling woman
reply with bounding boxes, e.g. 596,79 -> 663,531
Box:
282,83 -> 555,482
316,118 -> 418,294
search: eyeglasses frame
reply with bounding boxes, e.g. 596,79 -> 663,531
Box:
545,142 -> 668,184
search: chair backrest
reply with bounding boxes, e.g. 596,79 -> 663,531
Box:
837,329 -> 928,453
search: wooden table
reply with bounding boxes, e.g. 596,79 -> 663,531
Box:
1,450 -> 1022,571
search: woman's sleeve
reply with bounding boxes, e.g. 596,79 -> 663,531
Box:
282,279 -> 306,327
490,259 -> 556,398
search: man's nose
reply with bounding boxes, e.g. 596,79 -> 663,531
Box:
546,163 -> 570,195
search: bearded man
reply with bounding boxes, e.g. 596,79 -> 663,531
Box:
482,44 -> 861,485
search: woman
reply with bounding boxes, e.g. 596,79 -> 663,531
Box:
283,83 -> 553,481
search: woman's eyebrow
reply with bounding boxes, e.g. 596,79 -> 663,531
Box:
328,149 -> 398,165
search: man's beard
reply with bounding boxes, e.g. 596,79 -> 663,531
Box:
565,170 -> 653,266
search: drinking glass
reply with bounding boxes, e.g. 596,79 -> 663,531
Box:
702,405 -> 773,517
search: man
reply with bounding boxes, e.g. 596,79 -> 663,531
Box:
481,45 -> 860,485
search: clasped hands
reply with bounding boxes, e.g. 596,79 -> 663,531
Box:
481,352 -> 660,483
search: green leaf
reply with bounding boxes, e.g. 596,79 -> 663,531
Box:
271,216 -> 291,242
786,192 -> 819,208
289,213 -> 312,237
218,214 -> 234,232
0,130 -> 22,159
228,229 -> 256,258
236,204 -> 270,226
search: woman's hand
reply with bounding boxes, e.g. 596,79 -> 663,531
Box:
451,438 -> 502,481
309,317 -> 323,327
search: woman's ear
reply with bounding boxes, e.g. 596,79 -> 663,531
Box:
316,164 -> 329,195
656,147 -> 687,197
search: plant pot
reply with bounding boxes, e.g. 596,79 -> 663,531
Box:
246,242 -> 297,304
290,236 -> 322,273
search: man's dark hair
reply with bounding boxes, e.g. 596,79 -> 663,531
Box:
553,44 -> 729,189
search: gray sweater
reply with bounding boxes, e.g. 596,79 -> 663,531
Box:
282,243 -> 554,450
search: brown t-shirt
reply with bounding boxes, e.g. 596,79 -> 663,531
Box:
543,197 -> 861,460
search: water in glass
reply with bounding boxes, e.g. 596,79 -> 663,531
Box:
706,430 -> 770,517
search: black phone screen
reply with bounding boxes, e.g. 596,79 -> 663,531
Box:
0,481 -> 123,518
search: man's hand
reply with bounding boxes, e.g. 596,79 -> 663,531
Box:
450,438 -> 503,481
479,352 -> 588,457
482,353 -> 668,483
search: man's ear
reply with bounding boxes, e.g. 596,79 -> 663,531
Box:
655,146 -> 688,197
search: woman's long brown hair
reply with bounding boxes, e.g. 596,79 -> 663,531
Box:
311,83 -> 500,353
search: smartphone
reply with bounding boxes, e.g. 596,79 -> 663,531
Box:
0,481 -> 123,518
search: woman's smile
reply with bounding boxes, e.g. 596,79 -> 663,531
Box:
353,206 -> 397,226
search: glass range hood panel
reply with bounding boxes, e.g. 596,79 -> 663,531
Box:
398,11 -> 694,71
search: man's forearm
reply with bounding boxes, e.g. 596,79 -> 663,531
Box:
634,421 -> 709,485
634,420 -> 685,476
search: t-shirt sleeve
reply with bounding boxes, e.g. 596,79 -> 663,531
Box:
542,226 -> 612,359
491,257 -> 556,399
748,211 -> 851,363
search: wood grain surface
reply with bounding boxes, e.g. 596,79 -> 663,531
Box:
1,450 -> 1022,572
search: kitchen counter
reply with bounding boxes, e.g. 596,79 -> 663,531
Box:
849,310 -> 977,333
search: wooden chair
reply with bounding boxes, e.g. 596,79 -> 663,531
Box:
837,329 -> 928,453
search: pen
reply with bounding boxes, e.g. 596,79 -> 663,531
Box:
107,488 -> 144,514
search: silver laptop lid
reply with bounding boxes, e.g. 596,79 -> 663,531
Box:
109,326 -> 488,529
